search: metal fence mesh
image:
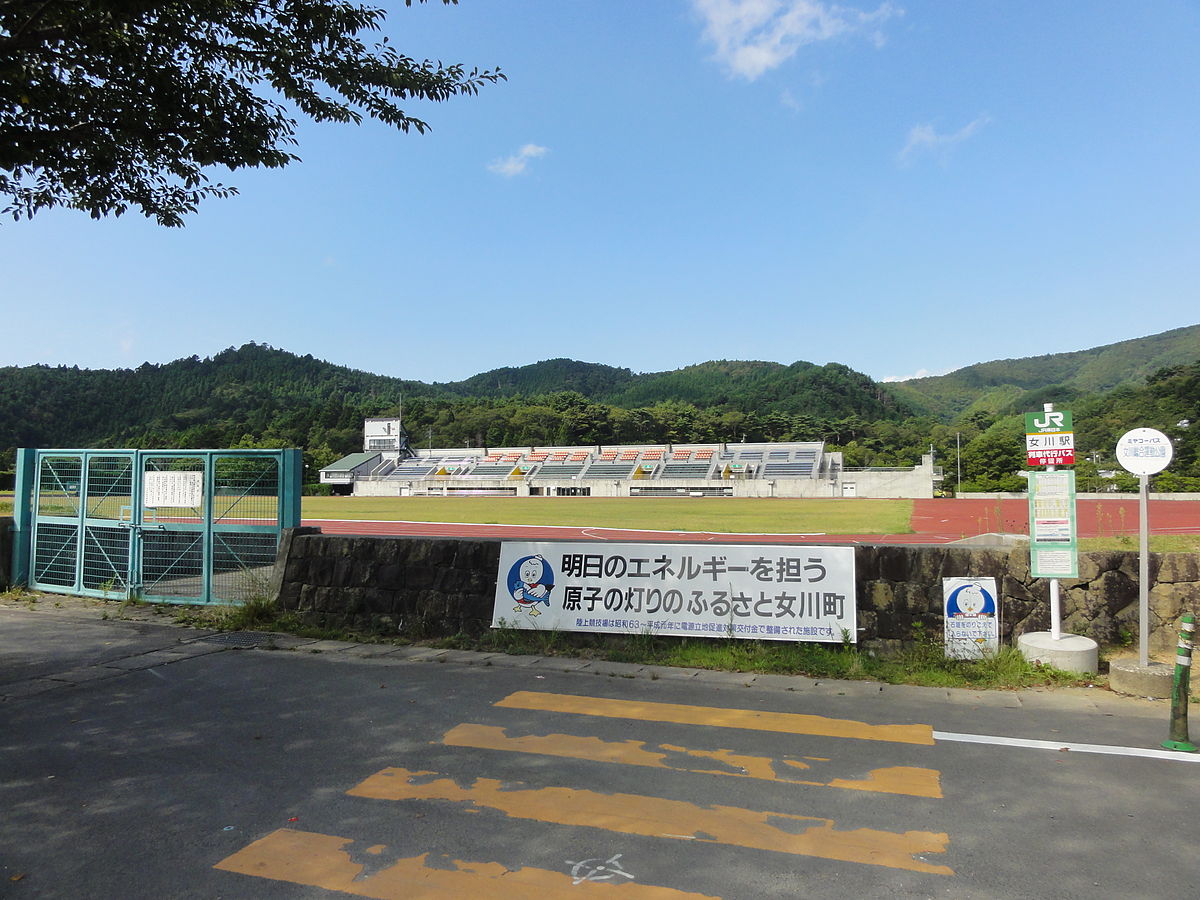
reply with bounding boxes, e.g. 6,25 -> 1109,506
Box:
33,523 -> 78,586
141,529 -> 205,599
38,456 -> 82,517
211,532 -> 280,601
82,526 -> 130,593
87,456 -> 134,520
214,456 -> 280,525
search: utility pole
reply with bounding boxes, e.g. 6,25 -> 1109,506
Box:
956,432 -> 961,492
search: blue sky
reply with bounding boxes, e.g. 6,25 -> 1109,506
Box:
4,0 -> 1199,385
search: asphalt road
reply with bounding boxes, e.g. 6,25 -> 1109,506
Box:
2,605 -> 1198,899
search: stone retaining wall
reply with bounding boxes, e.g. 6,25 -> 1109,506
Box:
273,530 -> 1200,653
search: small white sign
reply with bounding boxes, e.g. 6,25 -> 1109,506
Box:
143,471 -> 203,508
1115,428 -> 1173,476
943,577 -> 1000,659
1032,548 -> 1076,578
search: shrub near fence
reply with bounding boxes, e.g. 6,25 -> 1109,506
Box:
271,531 -> 1200,653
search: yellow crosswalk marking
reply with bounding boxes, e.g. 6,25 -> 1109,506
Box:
216,828 -> 719,898
494,691 -> 935,745
441,723 -> 943,798
348,768 -> 954,875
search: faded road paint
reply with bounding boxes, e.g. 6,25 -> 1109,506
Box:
442,723 -> 942,798
216,828 -> 719,898
348,768 -> 954,875
495,691 -> 936,745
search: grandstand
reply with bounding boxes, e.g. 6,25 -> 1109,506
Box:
319,418 -> 940,499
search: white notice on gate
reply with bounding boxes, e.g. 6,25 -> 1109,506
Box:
143,471 -> 203,508
493,541 -> 857,643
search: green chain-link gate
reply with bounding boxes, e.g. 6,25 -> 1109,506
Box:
11,449 -> 301,605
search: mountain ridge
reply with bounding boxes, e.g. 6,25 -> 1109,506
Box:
1,326 -> 1196,471
886,323 -> 1200,419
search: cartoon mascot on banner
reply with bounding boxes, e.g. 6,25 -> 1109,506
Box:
509,554 -> 555,618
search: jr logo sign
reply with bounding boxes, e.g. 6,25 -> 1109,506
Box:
1026,410 -> 1072,434
1025,410 -> 1074,466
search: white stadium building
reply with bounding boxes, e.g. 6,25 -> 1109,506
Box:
319,418 -> 941,499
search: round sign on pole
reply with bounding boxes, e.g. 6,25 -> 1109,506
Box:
1115,428 -> 1173,475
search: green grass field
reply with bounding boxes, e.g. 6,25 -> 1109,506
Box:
301,496 -> 915,534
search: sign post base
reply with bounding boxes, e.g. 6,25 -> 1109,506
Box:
1016,631 -> 1098,674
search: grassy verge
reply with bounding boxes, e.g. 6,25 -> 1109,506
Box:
167,595 -> 363,642
1078,534 -> 1200,553
437,626 -> 1088,691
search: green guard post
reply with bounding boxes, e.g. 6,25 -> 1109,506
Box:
1162,613 -> 1197,753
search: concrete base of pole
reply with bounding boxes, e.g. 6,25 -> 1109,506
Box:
1108,659 -> 1175,699
1017,632 -> 1099,674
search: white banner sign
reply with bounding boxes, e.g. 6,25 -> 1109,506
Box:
143,471 -> 203,508
493,542 -> 857,643
943,577 -> 1000,659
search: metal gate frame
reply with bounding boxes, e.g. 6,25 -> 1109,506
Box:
11,448 -> 301,605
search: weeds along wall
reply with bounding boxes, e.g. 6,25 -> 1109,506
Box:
271,530 -> 1200,652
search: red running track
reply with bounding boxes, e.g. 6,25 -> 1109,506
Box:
304,497 -> 1198,545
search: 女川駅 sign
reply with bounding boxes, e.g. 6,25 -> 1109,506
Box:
493,541 -> 857,643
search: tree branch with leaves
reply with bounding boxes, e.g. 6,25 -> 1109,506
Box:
0,0 -> 503,225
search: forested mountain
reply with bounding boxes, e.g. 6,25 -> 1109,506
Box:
442,358 -> 908,420
443,359 -> 635,398
0,344 -> 445,472
890,324 -> 1200,420
2,328 -> 1198,491
0,344 -> 907,479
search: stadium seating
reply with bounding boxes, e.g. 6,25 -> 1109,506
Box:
326,436 -> 836,494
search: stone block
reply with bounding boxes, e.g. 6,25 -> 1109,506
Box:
284,557 -> 307,582
1002,573 -> 1037,603
307,555 -> 335,586
1005,549 -> 1032,582
1109,659 -> 1174,698
1148,584 -> 1188,627
868,581 -> 893,611
375,563 -> 404,590
277,582 -> 302,609
875,546 -> 912,583
1158,553 -> 1200,584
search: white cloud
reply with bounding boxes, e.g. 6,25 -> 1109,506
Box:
899,115 -> 991,164
692,0 -> 902,81
487,144 -> 548,177
882,367 -> 950,383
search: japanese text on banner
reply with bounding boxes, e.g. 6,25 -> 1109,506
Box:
494,541 -> 857,644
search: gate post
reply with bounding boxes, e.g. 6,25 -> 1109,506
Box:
10,448 -> 36,587
281,449 -> 303,527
